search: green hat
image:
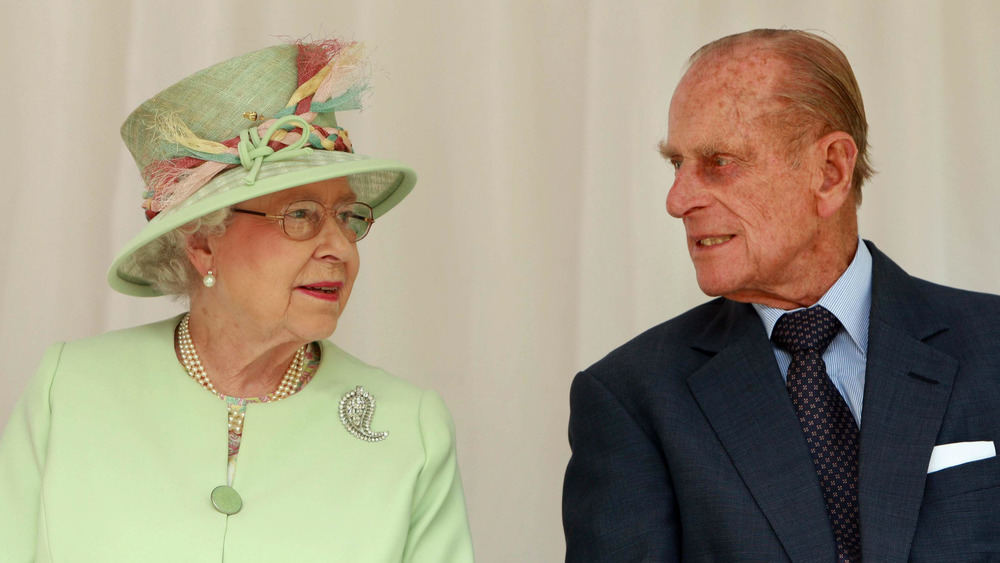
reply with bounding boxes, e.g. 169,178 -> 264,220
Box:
108,40 -> 416,297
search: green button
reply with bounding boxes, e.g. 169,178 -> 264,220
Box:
211,485 -> 243,515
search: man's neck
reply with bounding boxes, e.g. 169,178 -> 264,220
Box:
727,236 -> 860,310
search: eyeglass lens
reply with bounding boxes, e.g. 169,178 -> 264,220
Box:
282,201 -> 373,241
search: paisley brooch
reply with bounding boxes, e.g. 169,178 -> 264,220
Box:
339,385 -> 389,442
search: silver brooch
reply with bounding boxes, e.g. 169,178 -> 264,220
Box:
339,385 -> 388,442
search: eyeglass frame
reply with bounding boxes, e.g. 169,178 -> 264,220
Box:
231,200 -> 376,242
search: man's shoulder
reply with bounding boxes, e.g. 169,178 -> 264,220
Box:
583,297 -> 736,384
869,242 -> 1000,318
913,276 -> 1000,304
621,296 -> 731,348
905,275 -> 1000,331
868,242 -> 1000,357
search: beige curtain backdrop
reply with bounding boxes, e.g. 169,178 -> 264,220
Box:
2,0 -> 998,560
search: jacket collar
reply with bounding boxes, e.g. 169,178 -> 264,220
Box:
684,240 -> 956,562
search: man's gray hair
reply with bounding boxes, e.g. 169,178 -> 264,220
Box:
690,29 -> 875,203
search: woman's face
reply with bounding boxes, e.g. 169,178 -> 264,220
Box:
192,177 -> 361,345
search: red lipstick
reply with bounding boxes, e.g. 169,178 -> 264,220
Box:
296,281 -> 342,301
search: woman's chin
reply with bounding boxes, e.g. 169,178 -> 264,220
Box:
293,316 -> 340,343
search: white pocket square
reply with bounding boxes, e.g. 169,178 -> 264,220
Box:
927,441 -> 996,474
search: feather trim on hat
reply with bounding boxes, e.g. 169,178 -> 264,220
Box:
140,39 -> 371,219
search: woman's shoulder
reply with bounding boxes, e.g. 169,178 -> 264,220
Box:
58,315 -> 181,354
316,340 -> 422,393
25,317 -> 185,408
46,316 -> 179,371
313,341 -> 455,429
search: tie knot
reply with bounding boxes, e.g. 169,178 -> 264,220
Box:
771,305 -> 842,354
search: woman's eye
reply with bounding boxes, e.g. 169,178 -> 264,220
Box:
286,208 -> 323,223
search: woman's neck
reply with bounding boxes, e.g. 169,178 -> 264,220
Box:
178,311 -> 308,399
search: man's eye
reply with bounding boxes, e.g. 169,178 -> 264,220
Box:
670,159 -> 682,171
713,156 -> 731,167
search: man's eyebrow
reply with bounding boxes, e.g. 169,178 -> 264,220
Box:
657,140 -> 732,158
657,139 -> 678,159
657,139 -> 757,164
700,144 -> 729,157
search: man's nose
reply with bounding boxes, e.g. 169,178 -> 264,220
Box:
665,168 -> 706,218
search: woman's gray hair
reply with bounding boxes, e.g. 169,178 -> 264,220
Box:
125,207 -> 233,296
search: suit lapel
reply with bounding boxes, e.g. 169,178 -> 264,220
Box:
686,302 -> 837,563
681,243 -> 958,562
858,243 -> 958,562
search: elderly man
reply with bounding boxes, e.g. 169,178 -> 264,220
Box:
563,29 -> 1000,562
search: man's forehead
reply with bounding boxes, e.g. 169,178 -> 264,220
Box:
664,45 -> 788,151
680,45 -> 785,103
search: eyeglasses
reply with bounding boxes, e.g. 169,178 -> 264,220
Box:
232,200 -> 375,242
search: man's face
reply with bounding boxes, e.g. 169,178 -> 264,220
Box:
662,48 -> 827,307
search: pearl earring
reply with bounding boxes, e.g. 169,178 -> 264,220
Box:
203,270 -> 216,288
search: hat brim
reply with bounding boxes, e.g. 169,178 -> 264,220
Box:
108,150 -> 415,297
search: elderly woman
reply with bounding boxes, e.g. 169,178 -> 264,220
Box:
0,40 -> 473,561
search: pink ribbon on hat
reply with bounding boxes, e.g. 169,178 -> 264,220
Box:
141,40 -> 366,221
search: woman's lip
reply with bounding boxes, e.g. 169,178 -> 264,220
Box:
301,281 -> 343,288
296,282 -> 342,301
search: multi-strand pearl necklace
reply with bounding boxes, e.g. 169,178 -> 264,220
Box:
176,313 -> 307,433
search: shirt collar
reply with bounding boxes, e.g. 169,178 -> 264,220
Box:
752,239 -> 872,355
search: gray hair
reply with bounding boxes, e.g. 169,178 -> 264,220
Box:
690,29 -> 875,203
125,208 -> 233,296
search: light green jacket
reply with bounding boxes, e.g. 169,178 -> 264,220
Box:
0,317 -> 474,562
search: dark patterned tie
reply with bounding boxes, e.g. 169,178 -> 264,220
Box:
772,306 -> 861,563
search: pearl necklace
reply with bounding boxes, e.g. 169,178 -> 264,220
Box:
176,313 -> 307,433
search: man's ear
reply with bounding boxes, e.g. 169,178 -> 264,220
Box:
814,131 -> 858,218
185,232 -> 214,277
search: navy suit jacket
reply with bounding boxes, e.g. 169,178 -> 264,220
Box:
563,242 -> 1000,562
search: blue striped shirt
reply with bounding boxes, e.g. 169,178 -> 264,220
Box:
752,240 -> 872,425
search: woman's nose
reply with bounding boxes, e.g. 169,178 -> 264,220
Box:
313,215 -> 358,261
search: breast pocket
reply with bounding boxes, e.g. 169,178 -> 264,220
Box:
922,454 -> 1000,504
910,455 -> 1000,561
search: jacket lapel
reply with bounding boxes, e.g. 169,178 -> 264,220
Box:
686,301 -> 837,563
858,243 -> 958,562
